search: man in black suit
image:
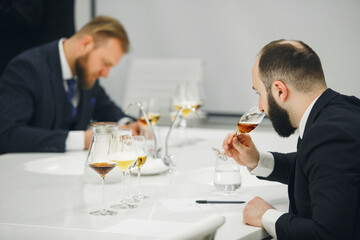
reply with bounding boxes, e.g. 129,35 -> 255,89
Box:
223,40 -> 360,239
0,16 -> 140,154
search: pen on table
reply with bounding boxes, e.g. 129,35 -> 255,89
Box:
196,200 -> 246,204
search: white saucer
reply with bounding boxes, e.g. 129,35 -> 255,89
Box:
131,157 -> 169,176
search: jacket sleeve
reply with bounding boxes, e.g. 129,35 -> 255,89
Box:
0,58 -> 68,154
275,123 -> 360,240
260,152 -> 296,185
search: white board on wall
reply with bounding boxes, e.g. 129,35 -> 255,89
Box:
95,0 -> 360,114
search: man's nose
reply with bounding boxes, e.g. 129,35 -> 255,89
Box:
100,67 -> 110,78
258,102 -> 264,113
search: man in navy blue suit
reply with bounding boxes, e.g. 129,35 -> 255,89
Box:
223,40 -> 360,239
0,16 -> 140,154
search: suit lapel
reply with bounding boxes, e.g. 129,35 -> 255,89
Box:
47,41 -> 71,128
304,88 -> 339,134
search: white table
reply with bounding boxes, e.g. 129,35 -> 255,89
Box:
0,126 -> 297,240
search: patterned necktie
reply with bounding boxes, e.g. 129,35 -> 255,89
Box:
66,78 -> 76,116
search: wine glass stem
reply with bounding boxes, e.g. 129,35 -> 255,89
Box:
126,169 -> 131,198
101,176 -> 106,214
137,167 -> 141,194
121,171 -> 126,200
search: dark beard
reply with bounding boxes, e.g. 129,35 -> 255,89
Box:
267,92 -> 296,137
75,54 -> 94,90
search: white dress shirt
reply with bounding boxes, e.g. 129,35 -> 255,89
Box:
58,39 -> 84,150
249,95 -> 321,239
58,39 -> 132,150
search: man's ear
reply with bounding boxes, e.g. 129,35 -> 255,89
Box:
79,34 -> 95,53
271,80 -> 288,103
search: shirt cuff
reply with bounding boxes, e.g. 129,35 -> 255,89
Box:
248,151 -> 274,177
248,152 -> 275,177
118,117 -> 134,126
262,209 -> 286,240
65,131 -> 85,151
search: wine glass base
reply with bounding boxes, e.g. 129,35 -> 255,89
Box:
136,194 -> 149,200
111,202 -> 138,209
89,209 -> 117,216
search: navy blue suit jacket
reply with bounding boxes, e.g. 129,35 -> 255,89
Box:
0,40 -> 130,153
264,89 -> 360,239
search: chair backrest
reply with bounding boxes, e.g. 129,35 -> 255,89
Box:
123,58 -> 204,118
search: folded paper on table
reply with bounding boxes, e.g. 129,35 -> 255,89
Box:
100,214 -> 225,239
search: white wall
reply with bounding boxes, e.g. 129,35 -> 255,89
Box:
88,0 -> 360,114
75,0 -> 92,31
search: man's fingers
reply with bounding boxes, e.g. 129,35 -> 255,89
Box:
223,132 -> 236,151
236,133 -> 251,146
231,135 -> 246,152
226,132 -> 237,144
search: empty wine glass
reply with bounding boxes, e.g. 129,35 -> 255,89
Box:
133,136 -> 149,200
87,125 -> 117,216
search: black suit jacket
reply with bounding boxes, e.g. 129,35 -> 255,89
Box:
264,89 -> 360,239
0,40 -> 129,154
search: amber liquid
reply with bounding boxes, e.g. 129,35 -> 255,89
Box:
174,104 -> 200,118
111,159 -> 136,171
89,162 -> 116,178
169,112 -> 176,121
139,113 -> 160,126
237,122 -> 258,134
174,105 -> 182,111
182,108 -> 191,117
194,103 -> 202,110
136,155 -> 147,167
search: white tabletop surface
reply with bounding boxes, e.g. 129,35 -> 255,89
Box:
0,125 -> 297,240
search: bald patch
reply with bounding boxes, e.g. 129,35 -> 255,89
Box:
279,40 -> 304,50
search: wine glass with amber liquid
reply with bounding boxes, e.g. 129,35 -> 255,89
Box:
173,82 -> 202,118
87,126 -> 117,216
212,106 -> 265,174
133,136 -> 149,200
109,133 -> 138,209
237,106 -> 265,135
171,82 -> 201,146
139,99 -> 161,155
139,99 -> 161,127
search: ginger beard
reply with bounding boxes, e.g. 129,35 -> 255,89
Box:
75,52 -> 96,90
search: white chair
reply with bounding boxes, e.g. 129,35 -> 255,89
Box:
123,57 -> 204,118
